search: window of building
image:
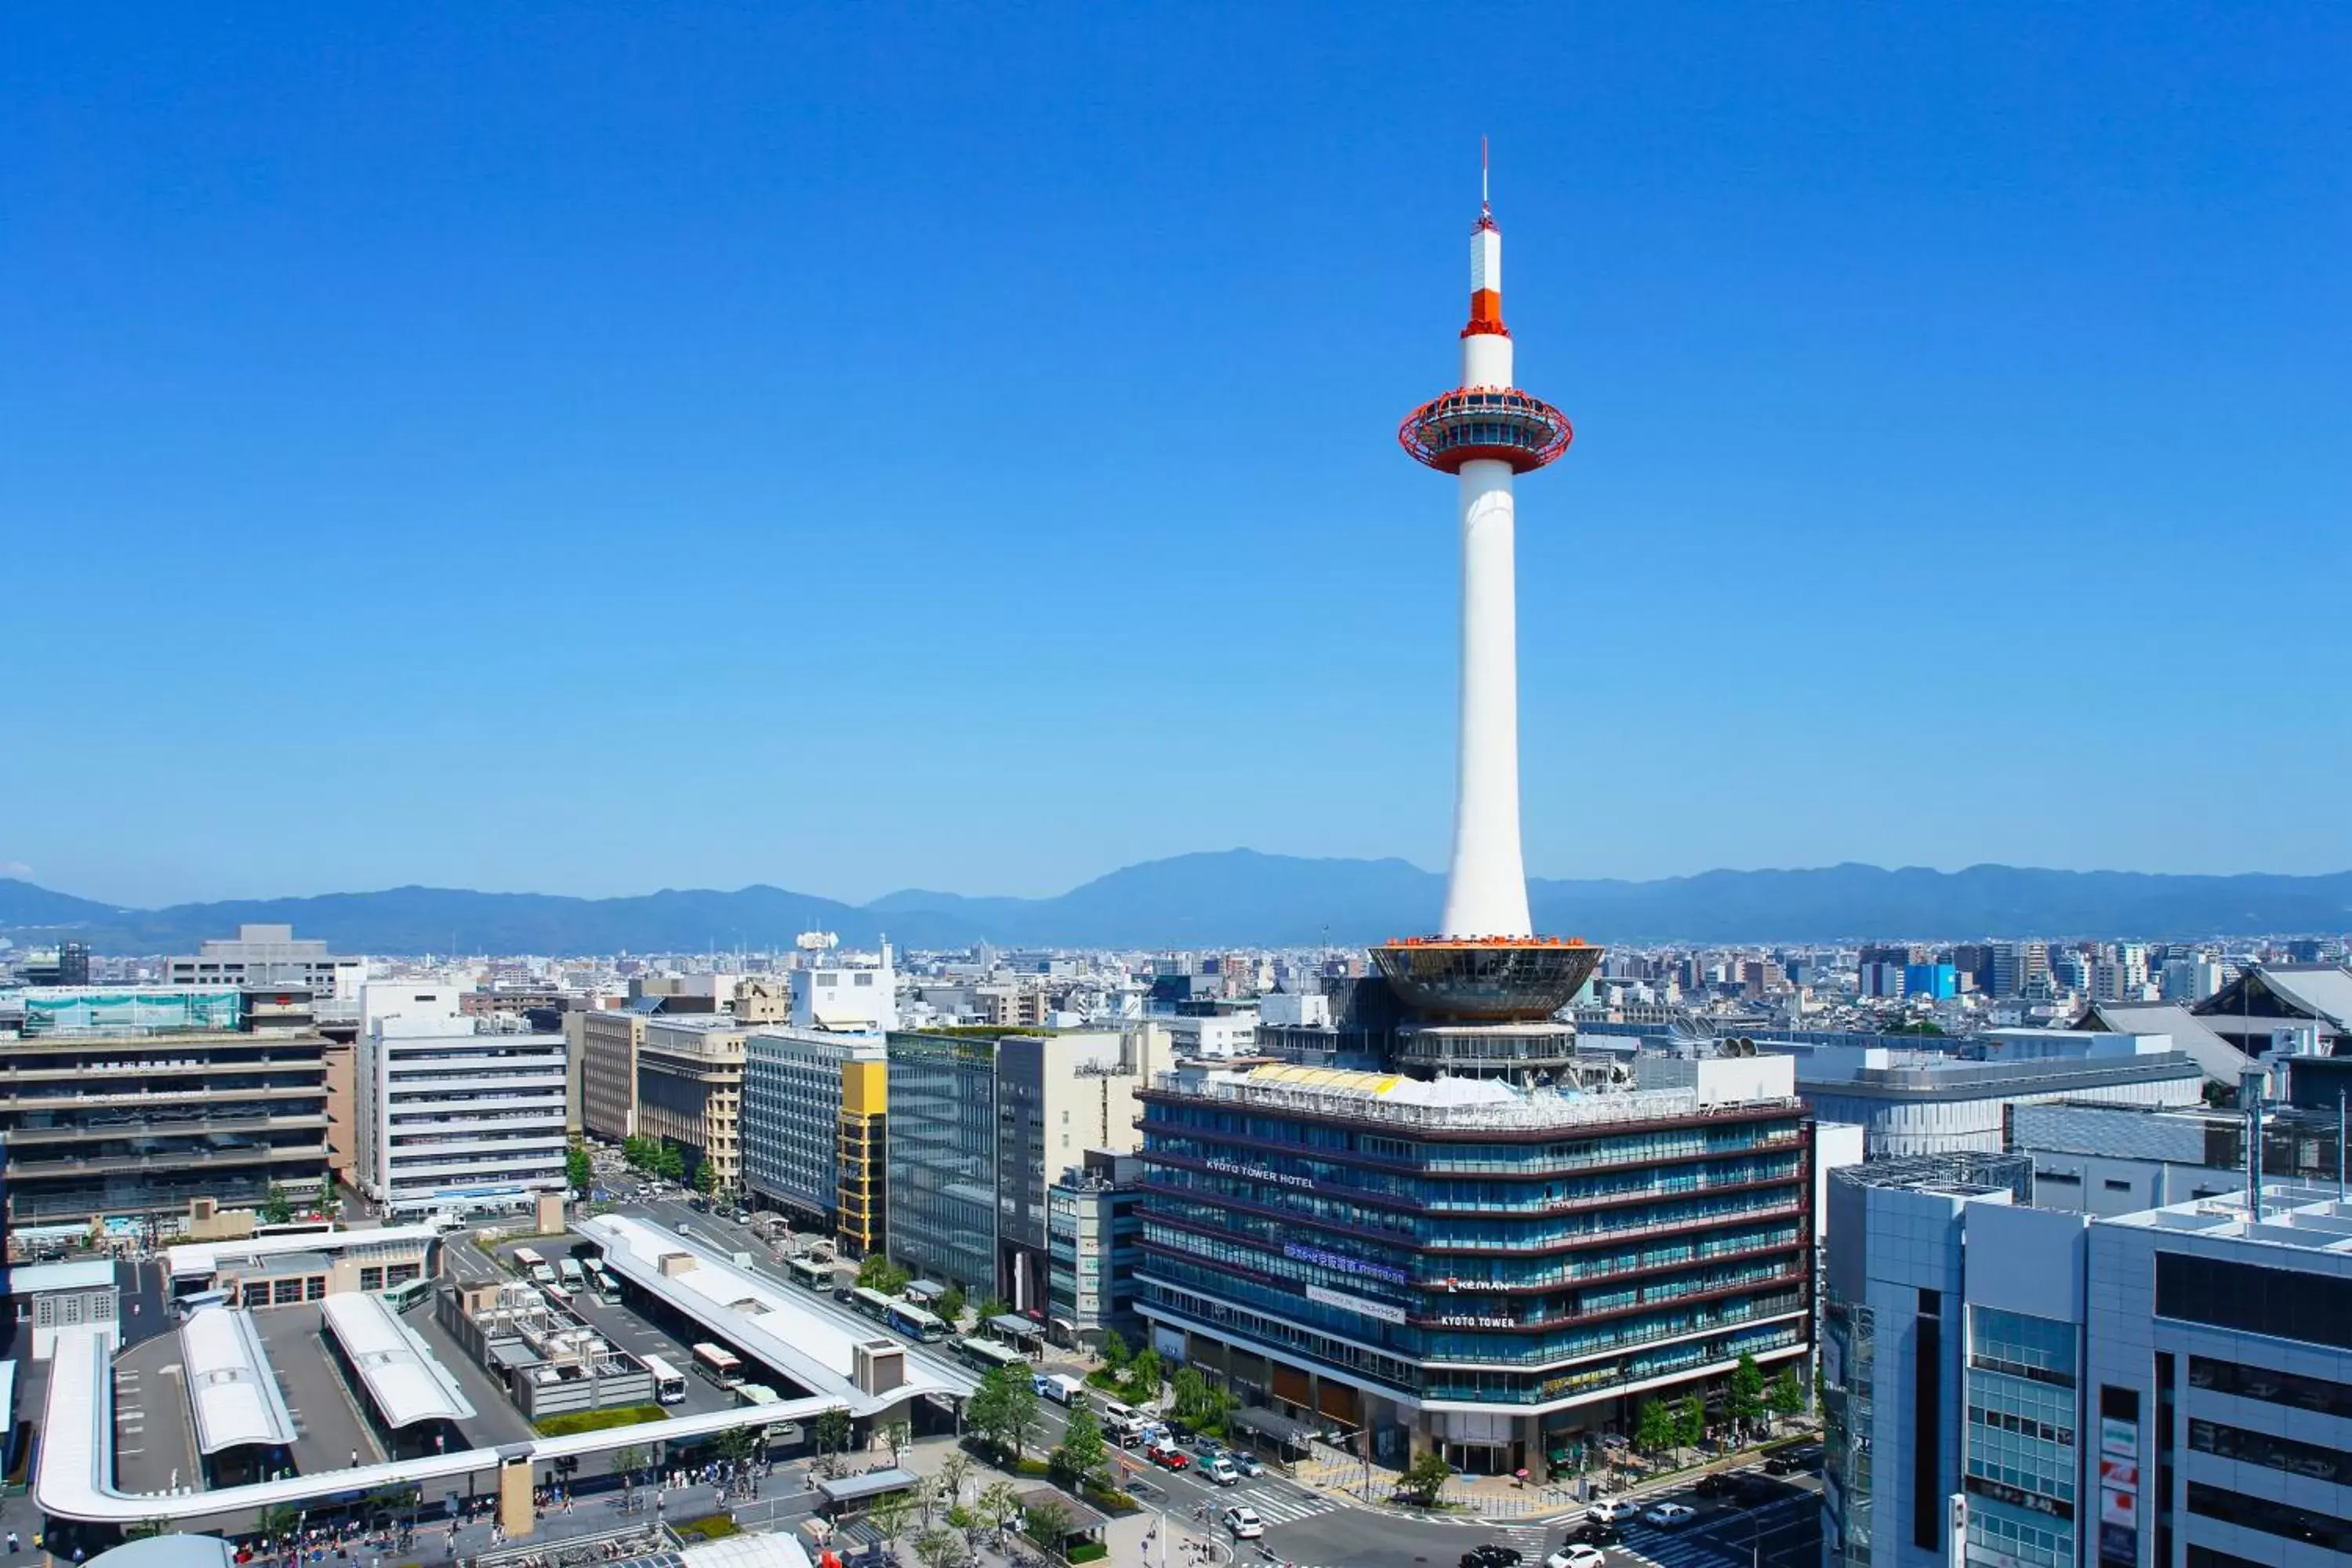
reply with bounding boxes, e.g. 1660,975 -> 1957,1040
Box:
34,1300 -> 53,1327
2158,1252 -> 2352,1350
2186,1482 -> 2352,1552
273,1278 -> 303,1305
361,1266 -> 385,1291
243,1283 -> 270,1308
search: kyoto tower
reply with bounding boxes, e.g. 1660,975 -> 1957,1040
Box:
1371,148 -> 1601,1043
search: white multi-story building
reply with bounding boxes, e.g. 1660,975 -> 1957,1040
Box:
169,924 -> 365,1023
789,946 -> 898,1033
356,1004 -> 568,1217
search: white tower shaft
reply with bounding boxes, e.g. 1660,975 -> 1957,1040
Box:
1439,224 -> 1534,941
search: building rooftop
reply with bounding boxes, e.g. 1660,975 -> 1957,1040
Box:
5,1260 -> 118,1295
2107,1182 -> 2352,1252
577,1214 -> 975,1417
180,1307 -> 299,1454
319,1291 -> 476,1428
166,1224 -> 442,1281
1151,1062 -> 1796,1132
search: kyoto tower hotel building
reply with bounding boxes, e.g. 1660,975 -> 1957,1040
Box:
1132,174 -> 1814,1477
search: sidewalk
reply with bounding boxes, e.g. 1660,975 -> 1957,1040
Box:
1287,1423 -> 1820,1525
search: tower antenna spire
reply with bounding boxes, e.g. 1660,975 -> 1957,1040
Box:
1481,135 -> 1490,216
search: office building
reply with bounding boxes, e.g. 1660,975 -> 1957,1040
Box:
1047,1149 -> 1144,1349
2013,1100 -> 2347,1217
2159,956 -> 2223,1004
355,996 -> 568,1217
1819,1152 -> 2049,1568
837,1054 -> 887,1259
0,985 -> 331,1224
579,1004 -> 651,1142
884,1026 -> 1160,1306
1824,1156 -> 2352,1568
1993,944 -> 2052,1000
789,945 -> 898,1033
168,925 -> 365,1030
1138,1057 -> 1814,1475
742,1026 -> 884,1229
1782,1036 -> 2206,1158
634,1015 -> 748,1192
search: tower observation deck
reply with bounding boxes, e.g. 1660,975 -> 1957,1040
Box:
1373,154 -> 1600,1036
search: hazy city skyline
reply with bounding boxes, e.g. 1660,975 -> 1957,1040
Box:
7,7 -> 2347,908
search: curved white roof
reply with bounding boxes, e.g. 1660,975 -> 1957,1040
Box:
320,1291 -> 475,1428
180,1308 -> 298,1455
579,1214 -> 974,1416
677,1535 -> 813,1568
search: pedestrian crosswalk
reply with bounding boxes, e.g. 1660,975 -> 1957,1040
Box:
1227,1483 -> 1342,1524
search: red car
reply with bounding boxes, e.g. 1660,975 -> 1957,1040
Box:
1149,1445 -> 1191,1472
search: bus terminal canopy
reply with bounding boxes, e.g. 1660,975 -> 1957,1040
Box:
985,1314 -> 1043,1343
1230,1406 -> 1319,1451
815,1468 -> 920,1509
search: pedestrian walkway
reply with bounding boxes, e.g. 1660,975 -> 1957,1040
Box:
1225,1483 -> 1338,1526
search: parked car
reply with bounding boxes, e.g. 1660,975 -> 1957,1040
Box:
1587,1498 -> 1639,1524
1545,1545 -> 1606,1568
1459,1546 -> 1523,1568
1222,1508 -> 1264,1541
1644,1503 -> 1698,1528
1148,1444 -> 1190,1472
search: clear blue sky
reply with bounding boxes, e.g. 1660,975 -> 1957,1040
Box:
5,5 -> 2347,909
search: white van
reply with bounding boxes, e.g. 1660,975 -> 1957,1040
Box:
1097,1399 -> 1143,1442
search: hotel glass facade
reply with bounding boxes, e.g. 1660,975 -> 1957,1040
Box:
1134,1064 -> 1813,1475
742,1027 -> 882,1227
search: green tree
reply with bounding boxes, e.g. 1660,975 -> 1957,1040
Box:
936,1284 -> 967,1324
1634,1398 -> 1675,1457
713,1424 -> 757,1473
978,1294 -> 1014,1322
1100,1330 -> 1131,1372
1674,1395 -> 1706,1458
1021,1497 -> 1073,1557
692,1160 -> 717,1196
565,1143 -> 593,1194
938,1451 -> 975,1510
858,1254 -> 910,1294
622,1136 -> 652,1171
882,1418 -> 913,1467
1123,1347 -> 1162,1403
611,1443 -> 648,1500
813,1407 -> 853,1461
913,1528 -> 969,1568
967,1364 -> 1040,1461
1053,1401 -> 1109,1486
1767,1367 -> 1805,1425
1399,1450 -> 1454,1507
1729,1352 -> 1766,1437
869,1493 -> 916,1556
258,1183 -> 293,1226
977,1480 -> 1025,1546
655,1141 -> 685,1181
1171,1366 -> 1207,1421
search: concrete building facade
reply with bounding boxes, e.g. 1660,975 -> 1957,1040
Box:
357,1008 -> 568,1217
742,1027 -> 883,1229
634,1016 -> 748,1193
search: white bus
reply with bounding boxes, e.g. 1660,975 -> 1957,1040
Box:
586,1261 -> 622,1304
691,1341 -> 745,1389
557,1257 -> 585,1289
644,1353 -> 688,1406
787,1256 -> 831,1290
511,1247 -> 546,1275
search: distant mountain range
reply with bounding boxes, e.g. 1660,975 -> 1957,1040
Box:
3,853 -> 2350,955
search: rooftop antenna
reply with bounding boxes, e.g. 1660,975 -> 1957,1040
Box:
1480,135 -> 1491,217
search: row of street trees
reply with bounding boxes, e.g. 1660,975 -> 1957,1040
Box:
619,1135 -> 717,1194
